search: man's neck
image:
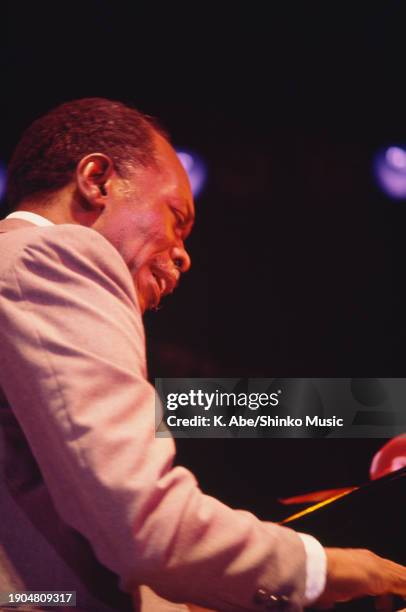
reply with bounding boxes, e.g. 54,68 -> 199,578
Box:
16,186 -> 102,228
15,203 -> 72,225
15,187 -> 96,226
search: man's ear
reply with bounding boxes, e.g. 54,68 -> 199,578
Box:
75,153 -> 115,209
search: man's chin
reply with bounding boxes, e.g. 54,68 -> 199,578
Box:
136,286 -> 161,313
134,269 -> 163,313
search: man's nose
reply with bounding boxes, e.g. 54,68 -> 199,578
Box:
171,244 -> 191,273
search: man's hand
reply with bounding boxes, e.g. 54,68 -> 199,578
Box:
315,548 -> 406,607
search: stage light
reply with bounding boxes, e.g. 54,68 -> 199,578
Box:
176,150 -> 207,198
370,434 -> 406,480
0,162 -> 6,202
374,145 -> 406,200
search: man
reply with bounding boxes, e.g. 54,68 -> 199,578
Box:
0,98 -> 405,611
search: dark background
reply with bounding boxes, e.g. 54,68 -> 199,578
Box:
3,1 -> 405,518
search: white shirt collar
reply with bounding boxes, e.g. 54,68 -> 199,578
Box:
6,211 -> 55,227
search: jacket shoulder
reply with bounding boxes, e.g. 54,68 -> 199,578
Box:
0,224 -> 130,282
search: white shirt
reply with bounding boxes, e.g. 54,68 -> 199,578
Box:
5,210 -> 327,605
7,210 -> 55,227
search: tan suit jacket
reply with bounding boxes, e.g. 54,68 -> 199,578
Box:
0,219 -> 307,611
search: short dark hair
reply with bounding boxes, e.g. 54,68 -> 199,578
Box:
7,97 -> 165,208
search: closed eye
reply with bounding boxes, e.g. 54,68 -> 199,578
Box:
170,202 -> 194,239
172,208 -> 186,228
172,208 -> 187,240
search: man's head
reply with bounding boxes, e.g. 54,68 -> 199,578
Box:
7,98 -> 195,312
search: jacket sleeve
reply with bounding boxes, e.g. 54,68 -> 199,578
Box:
0,224 -> 307,612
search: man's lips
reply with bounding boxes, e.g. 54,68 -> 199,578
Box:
151,268 -> 180,298
131,260 -> 181,310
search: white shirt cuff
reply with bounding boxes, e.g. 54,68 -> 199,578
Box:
298,533 -> 327,605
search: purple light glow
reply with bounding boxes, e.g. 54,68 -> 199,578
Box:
0,163 -> 6,202
385,146 -> 406,170
374,146 -> 406,200
176,150 -> 207,198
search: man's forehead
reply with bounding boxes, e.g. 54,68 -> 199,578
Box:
154,134 -> 189,182
154,134 -> 195,211
123,132 -> 195,223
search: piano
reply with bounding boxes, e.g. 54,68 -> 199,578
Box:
284,466 -> 406,610
188,467 -> 406,611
